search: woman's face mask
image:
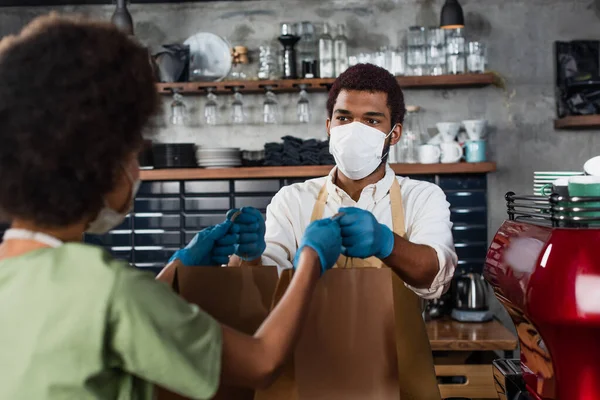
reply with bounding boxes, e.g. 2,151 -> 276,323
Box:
329,121 -> 395,180
86,165 -> 140,235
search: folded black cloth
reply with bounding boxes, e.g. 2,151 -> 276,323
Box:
282,144 -> 301,159
282,135 -> 304,146
265,142 -> 283,152
261,136 -> 333,166
282,156 -> 302,166
301,139 -> 320,149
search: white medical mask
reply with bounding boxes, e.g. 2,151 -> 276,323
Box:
329,121 -> 395,180
86,167 -> 140,235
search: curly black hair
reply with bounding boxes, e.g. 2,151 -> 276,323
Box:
0,14 -> 158,227
326,63 -> 406,126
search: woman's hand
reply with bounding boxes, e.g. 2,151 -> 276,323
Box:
169,220 -> 238,266
294,218 -> 343,275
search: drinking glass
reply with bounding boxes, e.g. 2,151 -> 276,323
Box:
391,47 -> 406,76
231,88 -> 245,125
467,42 -> 487,73
445,28 -> 466,74
427,28 -> 446,76
297,87 -> 310,123
170,92 -> 188,126
406,26 -> 427,76
204,88 -> 218,126
263,87 -> 279,124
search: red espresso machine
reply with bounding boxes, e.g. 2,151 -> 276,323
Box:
484,192 -> 600,400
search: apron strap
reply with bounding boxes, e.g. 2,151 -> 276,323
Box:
310,184 -> 328,223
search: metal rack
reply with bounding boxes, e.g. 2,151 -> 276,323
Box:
506,191 -> 600,227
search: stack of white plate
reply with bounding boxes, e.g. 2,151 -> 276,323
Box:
197,147 -> 242,169
533,171 -> 582,195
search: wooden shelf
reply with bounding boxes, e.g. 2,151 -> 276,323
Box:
140,162 -> 496,181
156,73 -> 497,95
555,115 -> 600,130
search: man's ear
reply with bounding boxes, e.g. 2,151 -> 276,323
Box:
326,118 -> 331,137
390,123 -> 402,146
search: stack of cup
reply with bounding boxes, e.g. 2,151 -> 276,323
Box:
462,120 -> 487,163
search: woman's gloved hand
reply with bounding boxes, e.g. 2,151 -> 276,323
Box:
169,219 -> 238,266
229,207 -> 266,261
337,207 -> 395,260
294,218 -> 342,275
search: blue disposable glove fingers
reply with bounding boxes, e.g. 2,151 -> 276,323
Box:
376,224 -> 395,259
339,223 -> 374,238
295,218 -> 342,274
337,207 -> 365,224
204,220 -> 234,241
230,212 -> 258,224
230,206 -> 266,260
342,244 -> 370,259
237,243 -> 262,258
225,208 -> 241,221
173,220 -> 235,266
238,232 -> 259,244
215,232 -> 238,246
212,244 -> 236,256
235,221 -> 261,233
341,234 -> 367,248
240,206 -> 264,220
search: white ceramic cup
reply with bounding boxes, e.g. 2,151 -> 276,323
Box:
440,141 -> 463,163
418,144 -> 441,164
462,119 -> 487,140
436,122 -> 461,143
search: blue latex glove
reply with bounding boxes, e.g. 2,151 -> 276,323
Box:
169,220 -> 239,266
229,207 -> 266,261
337,207 -> 395,259
293,218 -> 342,275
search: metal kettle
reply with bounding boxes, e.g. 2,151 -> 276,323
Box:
453,272 -> 490,311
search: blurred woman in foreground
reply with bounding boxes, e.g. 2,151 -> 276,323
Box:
0,15 -> 342,399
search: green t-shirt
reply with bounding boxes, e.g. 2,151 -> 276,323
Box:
0,243 -> 222,400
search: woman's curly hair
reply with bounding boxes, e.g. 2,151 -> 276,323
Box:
0,14 -> 158,227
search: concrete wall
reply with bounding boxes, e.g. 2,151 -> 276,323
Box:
1,1 -> 599,324
1,0 -> 598,238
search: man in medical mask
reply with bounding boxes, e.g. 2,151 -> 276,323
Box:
232,63 -> 457,301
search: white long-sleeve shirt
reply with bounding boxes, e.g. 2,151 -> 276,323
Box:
261,165 -> 458,299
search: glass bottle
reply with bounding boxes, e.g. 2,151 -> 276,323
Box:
397,106 -> 424,163
296,22 -> 318,78
334,24 -> 348,77
318,23 -> 334,78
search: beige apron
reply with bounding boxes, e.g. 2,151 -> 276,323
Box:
256,179 -> 440,400
308,179 -> 440,399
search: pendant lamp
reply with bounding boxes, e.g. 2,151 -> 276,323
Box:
111,0 -> 134,35
440,0 -> 464,29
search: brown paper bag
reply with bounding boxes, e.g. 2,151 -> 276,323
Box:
155,263 -> 280,400
255,268 -> 440,400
